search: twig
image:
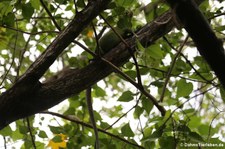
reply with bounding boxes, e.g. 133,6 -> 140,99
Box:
207,110 -> 225,142
100,57 -> 166,116
86,87 -> 100,148
39,111 -> 144,149
3,136 -> 6,149
0,25 -> 58,35
159,35 -> 189,102
163,36 -> 216,86
26,118 -> 36,149
99,15 -> 143,87
104,95 -> 141,130
0,21 -> 18,86
40,0 -> 61,31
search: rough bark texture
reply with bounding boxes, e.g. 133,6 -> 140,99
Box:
0,10 -> 175,129
3,0 -> 223,130
0,0 -> 112,129
166,0 -> 225,87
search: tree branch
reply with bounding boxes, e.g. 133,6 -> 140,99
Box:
166,0 -> 225,87
0,0 -> 210,130
40,111 -> 145,149
0,0 -> 111,129
21,0 -> 111,81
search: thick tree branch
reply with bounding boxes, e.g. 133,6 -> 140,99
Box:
21,0 -> 111,81
0,0 -> 111,129
166,0 -> 225,87
0,0 -> 209,130
0,10 -> 175,129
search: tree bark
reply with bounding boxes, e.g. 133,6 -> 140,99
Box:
166,0 -> 225,87
2,0 -> 218,130
0,0 -> 112,129
0,10 -> 175,130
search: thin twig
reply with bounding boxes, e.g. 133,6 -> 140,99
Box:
100,57 -> 166,116
3,136 -> 6,149
40,111 -> 144,149
163,36 -> 216,86
0,21 -> 18,86
99,15 -> 143,87
207,110 -> 225,142
26,118 -> 36,149
159,35 -> 189,102
0,25 -> 58,35
73,40 -> 96,57
105,95 -> 142,130
40,0 -> 61,31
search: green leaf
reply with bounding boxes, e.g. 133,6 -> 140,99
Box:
133,106 -> 144,119
151,80 -> 164,88
157,110 -> 172,127
11,128 -> 24,141
55,0 -> 66,4
121,123 -> 134,137
93,111 -> 102,121
118,91 -> 133,102
147,126 -> 164,141
52,135 -> 63,143
30,0 -> 41,10
124,70 -> 136,80
143,127 -> 152,138
177,125 -> 191,133
23,140 -> 32,149
146,44 -> 163,59
0,1 -> 13,18
115,0 -> 136,7
77,0 -> 85,7
2,12 -> 15,26
100,122 -> 110,129
189,116 -> 201,129
63,107 -> 75,115
125,62 -> 134,69
94,85 -> 106,97
176,79 -> 193,98
215,25 -> 225,32
189,131 -> 205,143
38,130 -> 48,138
199,1 -> 209,11
34,142 -> 45,148
22,3 -> 34,20
183,108 -> 195,114
173,58 -> 191,74
142,96 -> 153,114
162,110 -> 171,123
0,125 -> 12,136
159,136 -> 176,149
117,17 -> 132,29
208,138 -> 225,145
198,124 -> 210,136
136,39 -> 145,51
139,67 -> 150,75
19,125 -> 28,134
49,126 -> 64,134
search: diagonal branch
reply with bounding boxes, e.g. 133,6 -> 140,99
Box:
20,0 -> 111,82
25,10 -> 176,121
0,0 -> 208,130
40,111 -> 145,149
0,0 -> 111,129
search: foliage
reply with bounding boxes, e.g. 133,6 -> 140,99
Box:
0,0 -> 225,148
